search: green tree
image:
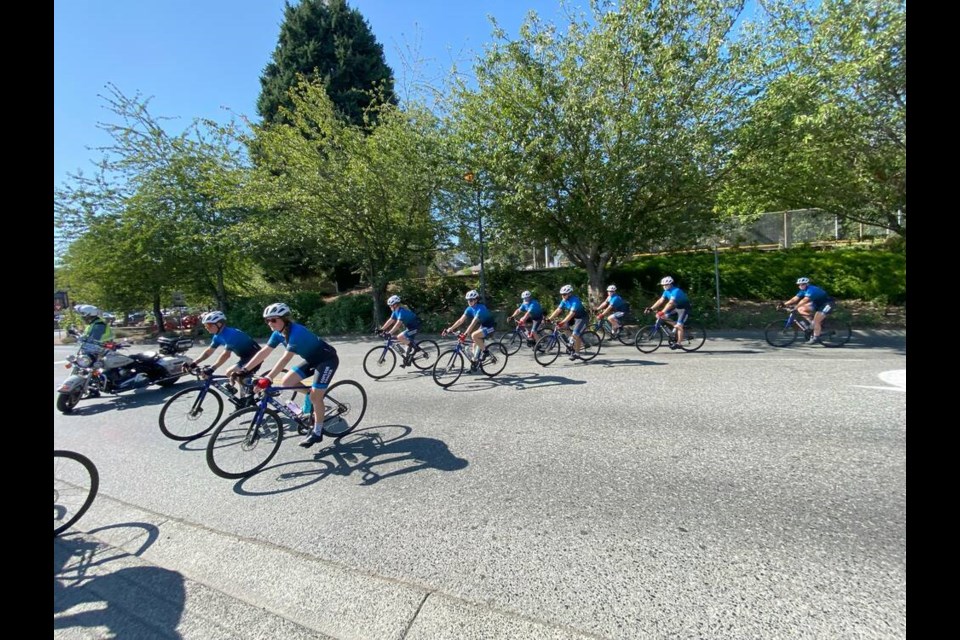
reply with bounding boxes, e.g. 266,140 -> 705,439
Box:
257,0 -> 397,127
718,0 -> 906,238
448,0 -> 753,302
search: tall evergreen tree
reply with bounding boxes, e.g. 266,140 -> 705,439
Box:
257,0 -> 396,127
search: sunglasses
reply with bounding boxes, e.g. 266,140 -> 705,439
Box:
265,317 -> 283,324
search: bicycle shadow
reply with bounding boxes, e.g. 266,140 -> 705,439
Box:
592,358 -> 670,367
55,523 -> 185,638
438,371 -> 588,392
232,424 -> 468,494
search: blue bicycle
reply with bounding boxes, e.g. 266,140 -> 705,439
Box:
498,317 -> 549,355
205,378 -> 367,479
765,304 -> 851,348
634,310 -> 706,353
532,321 -> 601,365
158,365 -> 258,441
432,331 -> 509,388
362,331 -> 440,379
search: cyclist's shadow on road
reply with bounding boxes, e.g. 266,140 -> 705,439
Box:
234,424 -> 468,495
55,523 -> 186,639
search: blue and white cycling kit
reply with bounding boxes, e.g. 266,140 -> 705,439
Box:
267,323 -> 339,389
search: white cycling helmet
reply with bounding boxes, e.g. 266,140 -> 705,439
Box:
521,290 -> 532,300
606,284 -> 617,292
465,290 -> 480,300
76,304 -> 100,318
263,302 -> 291,318
796,277 -> 810,285
202,311 -> 226,324
387,295 -> 401,306
659,276 -> 674,286
559,285 -> 574,295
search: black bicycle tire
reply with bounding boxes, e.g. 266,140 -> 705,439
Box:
432,349 -> 465,388
634,325 -> 663,353
158,385 -> 225,441
499,331 -> 524,356
615,326 -> 635,345
205,407 -> 284,479
410,339 -> 440,370
534,335 -> 560,366
362,345 -> 396,379
54,450 -> 99,536
819,318 -> 852,348
321,380 -> 368,437
577,331 -> 602,361
678,323 -> 707,352
481,342 -> 509,377
764,320 -> 799,348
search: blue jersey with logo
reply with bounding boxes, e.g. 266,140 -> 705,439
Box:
661,287 -> 691,309
267,322 -> 337,363
464,303 -> 496,328
391,307 -> 420,330
519,300 -> 543,319
797,284 -> 829,303
211,327 -> 261,363
606,294 -> 629,312
558,295 -> 588,319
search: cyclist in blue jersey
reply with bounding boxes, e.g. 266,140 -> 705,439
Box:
233,303 -> 339,448
378,295 -> 421,368
594,284 -> 630,337
187,311 -> 263,377
506,290 -> 544,346
782,277 -> 834,344
443,290 -> 496,372
546,284 -> 589,360
644,276 -> 692,350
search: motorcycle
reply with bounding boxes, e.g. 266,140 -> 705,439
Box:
56,329 -> 194,413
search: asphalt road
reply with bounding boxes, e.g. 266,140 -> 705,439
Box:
54,331 -> 906,639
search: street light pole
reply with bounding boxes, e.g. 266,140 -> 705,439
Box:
464,171 -> 485,301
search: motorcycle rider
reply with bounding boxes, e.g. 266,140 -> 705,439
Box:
186,311 -> 263,380
75,305 -> 114,353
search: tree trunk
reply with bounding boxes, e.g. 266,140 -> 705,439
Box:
583,260 -> 607,307
215,265 -> 227,311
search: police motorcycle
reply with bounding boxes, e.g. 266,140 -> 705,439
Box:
56,329 -> 194,413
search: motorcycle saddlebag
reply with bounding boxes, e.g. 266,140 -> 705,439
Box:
157,336 -> 194,355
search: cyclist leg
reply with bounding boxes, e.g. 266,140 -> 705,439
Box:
673,308 -> 689,345
570,318 -> 587,358
297,356 -> 339,447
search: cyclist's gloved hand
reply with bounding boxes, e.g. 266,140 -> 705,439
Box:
202,365 -> 215,377
643,307 -> 652,314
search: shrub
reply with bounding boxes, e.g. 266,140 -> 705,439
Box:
307,294 -> 374,336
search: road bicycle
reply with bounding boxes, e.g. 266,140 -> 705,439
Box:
591,312 -> 635,345
498,317 -> 549,356
432,331 -> 509,388
54,450 -> 99,537
157,365 -> 259,441
634,310 -> 706,353
532,321 -> 601,366
764,304 -> 851,348
205,378 -> 368,479
362,331 -> 440,380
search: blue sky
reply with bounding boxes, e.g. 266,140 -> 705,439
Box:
54,0 -> 594,191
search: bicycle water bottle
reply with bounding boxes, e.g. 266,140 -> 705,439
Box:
286,401 -> 303,416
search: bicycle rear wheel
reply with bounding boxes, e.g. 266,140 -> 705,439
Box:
578,331 -> 602,361
321,380 -> 368,437
819,318 -> 852,348
678,323 -> 707,352
480,343 -> 509,377
499,331 -> 525,356
433,349 -> 464,388
634,325 -> 663,353
158,385 -> 225,441
410,339 -> 440,370
362,346 -> 396,379
54,450 -> 99,537
205,407 -> 284,479
764,320 -> 799,347
533,335 -> 560,366
615,326 -> 635,345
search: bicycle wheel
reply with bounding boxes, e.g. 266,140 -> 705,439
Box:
410,339 -> 440,370
764,320 -> 799,347
54,450 -> 99,537
577,331 -> 602,361
615,326 -> 635,345
634,325 -> 663,353
819,317 -> 852,348
593,323 -> 608,342
678,323 -> 707,352
499,331 -> 525,356
481,342 -> 509,377
158,385 -> 225,441
433,349 -> 465,388
362,345 -> 396,379
533,335 -> 560,366
321,380 -> 368,437
205,407 -> 284,479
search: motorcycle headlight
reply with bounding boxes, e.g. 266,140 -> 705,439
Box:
76,354 -> 93,368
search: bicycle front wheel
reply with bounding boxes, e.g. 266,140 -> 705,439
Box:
321,380 -> 368,437
764,320 -> 799,347
499,331 -> 525,356
635,325 -> 663,353
578,331 -> 602,361
819,318 -> 852,348
54,450 -> 99,537
362,346 -> 396,379
205,407 -> 284,479
481,343 -> 509,377
433,349 -> 464,388
158,385 -> 225,441
678,323 -> 707,352
533,335 -> 560,366
410,339 -> 440,370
